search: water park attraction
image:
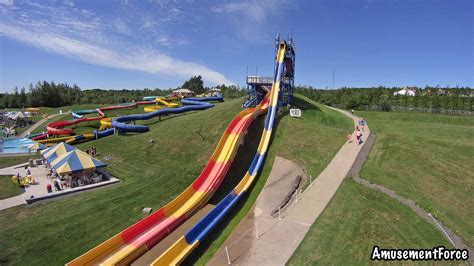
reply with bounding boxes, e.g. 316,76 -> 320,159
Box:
67,37 -> 295,265
29,96 -> 223,145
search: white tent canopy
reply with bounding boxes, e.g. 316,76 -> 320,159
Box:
173,88 -> 195,94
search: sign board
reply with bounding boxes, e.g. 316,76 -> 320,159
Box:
289,108 -> 301,118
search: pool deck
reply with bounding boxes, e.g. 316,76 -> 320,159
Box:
0,163 -> 50,210
0,162 -> 118,211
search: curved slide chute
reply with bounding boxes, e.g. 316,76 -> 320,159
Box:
62,97 -> 209,144
32,101 -> 155,142
151,42 -> 287,265
67,95 -> 270,265
243,96 -> 258,108
144,98 -> 179,112
112,96 -> 223,133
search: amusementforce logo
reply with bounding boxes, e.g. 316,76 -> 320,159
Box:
371,246 -> 469,261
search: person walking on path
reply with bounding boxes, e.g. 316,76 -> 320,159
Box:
359,116 -> 366,131
356,129 -> 362,145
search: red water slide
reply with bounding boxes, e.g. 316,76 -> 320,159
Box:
32,101 -> 155,141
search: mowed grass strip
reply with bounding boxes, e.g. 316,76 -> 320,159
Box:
0,155 -> 39,169
360,111 -> 474,247
191,94 -> 353,264
288,179 -> 454,265
0,99 -> 238,265
0,175 -> 25,200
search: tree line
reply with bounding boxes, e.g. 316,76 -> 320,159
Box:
4,79 -> 471,112
295,86 -> 474,111
0,76 -> 245,109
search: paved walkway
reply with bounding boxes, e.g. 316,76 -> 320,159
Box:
209,108 -> 368,265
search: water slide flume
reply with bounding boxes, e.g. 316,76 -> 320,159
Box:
112,96 -> 222,133
144,98 -> 179,112
31,101 -> 155,141
32,97 -> 180,143
151,42 -> 287,265
67,97 -> 219,143
90,97 -> 223,141
67,95 -> 271,265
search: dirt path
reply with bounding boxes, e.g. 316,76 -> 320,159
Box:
350,133 -> 473,265
208,108 -> 368,265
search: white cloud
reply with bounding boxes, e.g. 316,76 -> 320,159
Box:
63,0 -> 74,7
0,1 -> 233,85
156,35 -> 170,46
0,24 -> 234,85
212,0 -> 284,22
0,0 -> 13,6
211,0 -> 289,41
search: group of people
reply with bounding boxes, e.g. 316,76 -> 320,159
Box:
347,115 -> 366,145
46,168 -> 64,192
85,145 -> 97,157
12,168 -> 35,186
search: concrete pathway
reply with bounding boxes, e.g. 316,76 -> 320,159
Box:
209,108 -> 368,265
0,162 -> 51,210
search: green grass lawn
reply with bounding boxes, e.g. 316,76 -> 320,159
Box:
288,179 -> 454,265
0,98 -> 242,265
0,175 -> 25,200
360,111 -> 474,247
0,155 -> 39,169
289,110 -> 472,264
189,94 -> 353,264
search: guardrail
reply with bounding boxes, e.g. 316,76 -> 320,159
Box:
247,76 -> 290,84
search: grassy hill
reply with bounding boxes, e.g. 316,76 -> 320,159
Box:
289,111 -> 472,264
0,95 -> 354,265
361,112 -> 474,247
0,98 -> 239,265
289,179 -> 454,265
191,94 -> 353,264
29,103 -> 172,136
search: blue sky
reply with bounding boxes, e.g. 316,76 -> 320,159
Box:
0,0 -> 472,92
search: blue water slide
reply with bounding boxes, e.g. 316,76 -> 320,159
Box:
112,96 -> 223,133
72,109 -> 98,119
94,128 -> 115,138
243,96 -> 258,108
142,96 -> 161,101
173,43 -> 288,256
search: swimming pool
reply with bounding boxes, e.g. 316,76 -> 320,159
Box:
0,138 -> 37,154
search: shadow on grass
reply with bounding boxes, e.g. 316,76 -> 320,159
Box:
207,115 -> 265,205
182,111 -> 285,265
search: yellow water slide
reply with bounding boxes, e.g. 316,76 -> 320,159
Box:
150,42 -> 287,265
144,98 -> 179,112
67,95 -> 270,266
